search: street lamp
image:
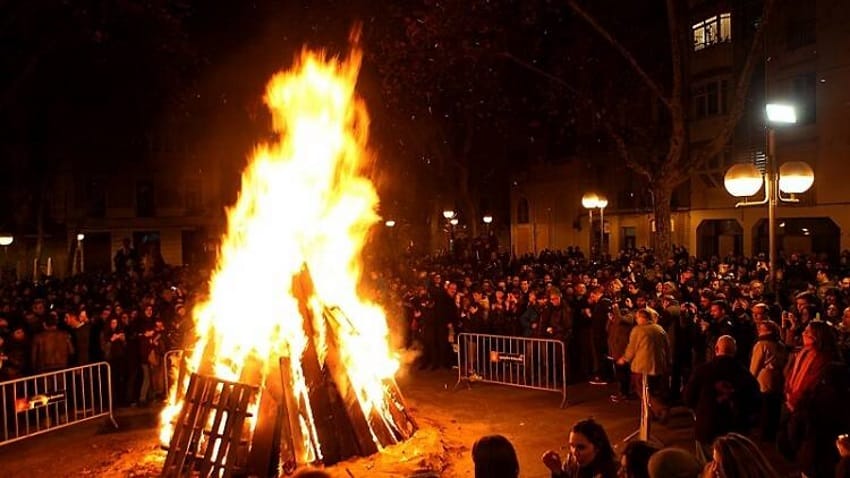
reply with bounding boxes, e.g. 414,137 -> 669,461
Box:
596,196 -> 608,255
0,235 -> 12,247
482,215 -> 493,235
582,192 -> 599,254
723,103 -> 812,292
442,209 -> 456,220
384,220 -> 396,228
75,233 -> 86,275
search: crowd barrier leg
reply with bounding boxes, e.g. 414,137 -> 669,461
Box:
621,373 -> 662,447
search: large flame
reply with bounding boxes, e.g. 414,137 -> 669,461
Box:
159,42 -> 399,463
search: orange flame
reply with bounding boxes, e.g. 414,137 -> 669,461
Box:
159,43 -> 399,463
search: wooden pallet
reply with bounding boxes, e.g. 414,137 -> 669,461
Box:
161,373 -> 258,478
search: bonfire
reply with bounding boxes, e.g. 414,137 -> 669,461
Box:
159,32 -> 416,477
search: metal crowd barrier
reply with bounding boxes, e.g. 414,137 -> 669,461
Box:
455,333 -> 567,407
162,349 -> 185,394
0,361 -> 118,446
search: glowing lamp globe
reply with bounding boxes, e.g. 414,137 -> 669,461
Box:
442,210 -> 455,220
384,220 -> 396,228
596,197 -> 608,209
724,163 -> 763,197
482,215 -> 493,224
778,161 -> 814,194
0,236 -> 12,247
581,192 -> 599,209
449,218 -> 459,226
76,233 -> 85,241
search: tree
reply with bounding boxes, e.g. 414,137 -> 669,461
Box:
563,0 -> 776,261
366,1 -> 577,247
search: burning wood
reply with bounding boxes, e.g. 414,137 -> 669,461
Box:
159,35 -> 417,477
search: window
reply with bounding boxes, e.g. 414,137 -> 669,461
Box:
792,72 -> 816,124
516,198 -> 529,224
693,13 -> 731,51
693,80 -> 728,119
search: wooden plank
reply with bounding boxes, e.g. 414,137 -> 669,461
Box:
321,307 -> 381,455
223,384 -> 256,478
161,373 -> 201,477
199,381 -> 232,477
278,356 -> 307,472
292,267 -> 346,465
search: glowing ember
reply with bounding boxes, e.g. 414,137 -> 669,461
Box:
159,36 -> 405,467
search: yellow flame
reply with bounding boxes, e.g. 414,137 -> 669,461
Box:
159,45 -> 400,463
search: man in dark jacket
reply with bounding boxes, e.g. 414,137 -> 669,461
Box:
684,335 -> 760,455
588,286 -> 612,385
31,314 -> 74,373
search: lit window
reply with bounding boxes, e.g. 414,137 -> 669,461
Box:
720,13 -> 732,41
693,13 -> 732,51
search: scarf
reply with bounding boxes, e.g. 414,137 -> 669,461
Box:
785,347 -> 828,411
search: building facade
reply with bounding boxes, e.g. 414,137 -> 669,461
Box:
511,0 -> 850,259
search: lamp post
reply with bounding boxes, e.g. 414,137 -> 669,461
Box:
582,192 -> 600,255
596,196 -> 608,256
482,215 -> 493,235
442,210 -> 456,253
724,103 -> 812,293
76,233 -> 86,275
0,235 -> 12,281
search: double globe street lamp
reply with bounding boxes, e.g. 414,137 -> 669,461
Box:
582,192 -> 608,257
723,103 -> 814,292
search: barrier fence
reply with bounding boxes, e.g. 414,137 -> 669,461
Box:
0,361 -> 118,446
455,333 -> 567,407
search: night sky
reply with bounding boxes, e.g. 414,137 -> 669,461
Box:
0,1 -> 675,231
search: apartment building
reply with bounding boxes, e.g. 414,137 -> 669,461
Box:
511,0 -> 850,259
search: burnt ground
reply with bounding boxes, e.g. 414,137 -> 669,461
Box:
0,369 -> 798,477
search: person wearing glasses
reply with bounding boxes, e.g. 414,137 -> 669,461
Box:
541,418 -> 618,478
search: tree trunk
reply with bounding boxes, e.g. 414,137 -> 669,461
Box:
651,183 -> 674,263
456,164 -> 479,237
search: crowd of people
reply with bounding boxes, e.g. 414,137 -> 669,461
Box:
390,244 -> 850,477
0,260 -> 198,407
3,237 -> 850,476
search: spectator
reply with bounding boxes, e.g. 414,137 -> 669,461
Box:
541,418 -> 618,478
619,440 -> 659,478
837,434 -> 850,478
780,321 -> 850,478
30,313 -> 74,373
646,448 -> 702,478
684,335 -> 760,456
607,301 -> 635,402
617,308 -> 670,422
705,433 -> 779,478
471,434 -> 520,478
749,320 -> 787,441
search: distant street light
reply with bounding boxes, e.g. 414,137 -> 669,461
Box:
75,233 -> 86,275
482,215 -> 493,235
724,103 -> 812,292
449,218 -> 459,226
384,220 -> 396,228
442,210 -> 456,220
0,235 -> 12,247
76,233 -> 85,241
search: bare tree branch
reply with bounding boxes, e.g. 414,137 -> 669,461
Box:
682,0 -> 777,171
502,51 -> 652,180
565,0 -> 672,111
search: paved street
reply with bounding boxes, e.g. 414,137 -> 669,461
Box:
0,369 -> 797,477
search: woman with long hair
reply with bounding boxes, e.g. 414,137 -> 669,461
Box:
704,433 -> 779,478
542,418 -> 619,478
780,321 -> 850,477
